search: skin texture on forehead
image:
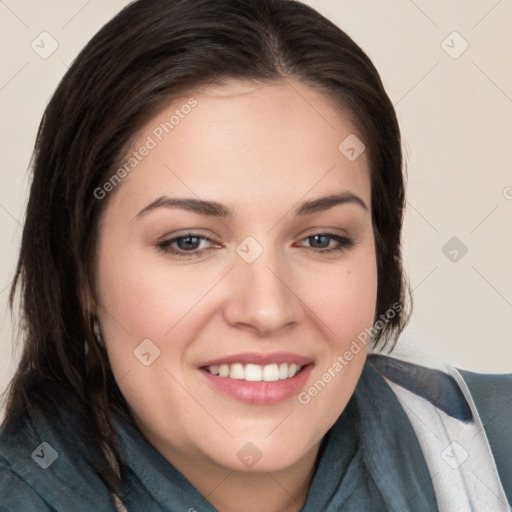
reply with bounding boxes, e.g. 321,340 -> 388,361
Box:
94,79 -> 377,512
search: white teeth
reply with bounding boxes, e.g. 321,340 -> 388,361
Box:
279,363 -> 289,380
230,363 -> 245,380
245,364 -> 262,381
262,364 -> 280,382
205,362 -> 303,381
288,364 -> 298,378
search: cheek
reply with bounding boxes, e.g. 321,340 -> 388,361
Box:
295,250 -> 377,431
305,248 -> 378,341
94,245 -> 212,439
95,243 -> 212,341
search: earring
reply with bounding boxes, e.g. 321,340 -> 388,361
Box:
93,319 -> 103,346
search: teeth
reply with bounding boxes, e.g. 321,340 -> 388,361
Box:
262,363 -> 279,382
245,364 -> 262,381
279,363 -> 289,380
205,362 -> 303,381
230,363 -> 245,380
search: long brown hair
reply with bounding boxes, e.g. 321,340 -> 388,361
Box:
3,0 -> 410,496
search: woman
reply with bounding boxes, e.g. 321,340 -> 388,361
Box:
0,0 -> 510,510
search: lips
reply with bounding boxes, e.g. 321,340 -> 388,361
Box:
198,352 -> 314,405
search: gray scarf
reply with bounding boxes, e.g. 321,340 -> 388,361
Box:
2,357 -> 459,510
113,360 -> 441,511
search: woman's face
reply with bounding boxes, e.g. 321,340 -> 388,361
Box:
95,80 -> 377,475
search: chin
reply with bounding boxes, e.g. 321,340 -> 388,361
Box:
206,436 -> 317,474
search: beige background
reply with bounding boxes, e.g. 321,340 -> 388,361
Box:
1,0 -> 511,402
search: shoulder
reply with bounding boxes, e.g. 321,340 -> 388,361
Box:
456,368 -> 512,448
369,343 -> 512,394
457,368 -> 512,402
0,407 -> 118,511
0,466 -> 53,511
457,367 -> 512,503
368,348 -> 512,423
368,347 -> 512,506
0,412 -> 54,511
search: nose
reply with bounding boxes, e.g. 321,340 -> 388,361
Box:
222,244 -> 303,337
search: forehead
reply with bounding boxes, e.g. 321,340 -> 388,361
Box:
108,79 -> 370,219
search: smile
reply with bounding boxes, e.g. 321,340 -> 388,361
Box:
198,353 -> 314,405
204,362 -> 303,382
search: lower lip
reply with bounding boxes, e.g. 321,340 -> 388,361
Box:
200,364 -> 314,405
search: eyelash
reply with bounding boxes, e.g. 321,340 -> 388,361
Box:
156,232 -> 355,258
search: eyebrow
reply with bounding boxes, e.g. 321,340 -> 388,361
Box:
135,191 -> 368,219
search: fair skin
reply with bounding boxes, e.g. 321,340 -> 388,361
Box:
94,79 -> 377,512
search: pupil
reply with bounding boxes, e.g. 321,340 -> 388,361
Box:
311,235 -> 329,248
178,236 -> 199,250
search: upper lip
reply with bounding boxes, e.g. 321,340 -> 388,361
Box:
199,352 -> 314,368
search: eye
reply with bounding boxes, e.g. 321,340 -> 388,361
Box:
297,233 -> 354,253
156,233 -> 217,257
156,232 -> 355,258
